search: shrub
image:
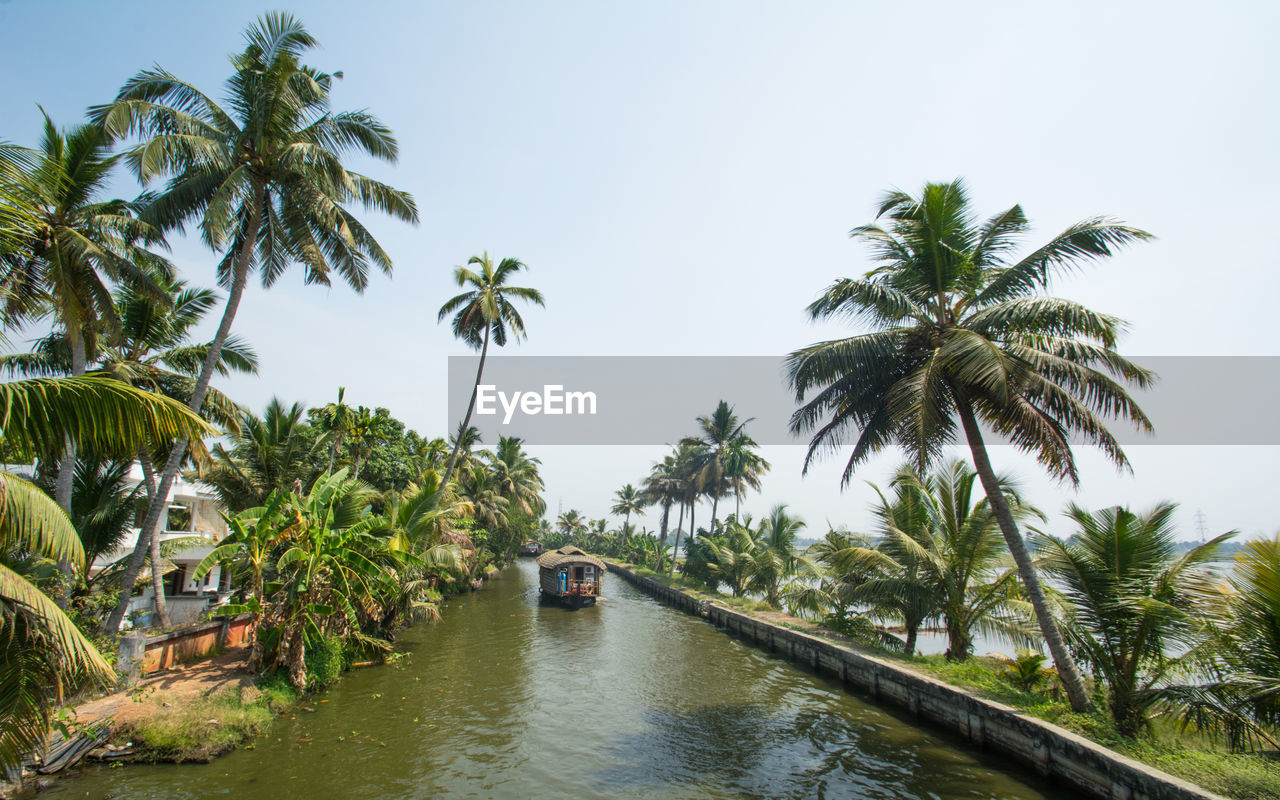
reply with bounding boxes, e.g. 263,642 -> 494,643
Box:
304,634 -> 345,690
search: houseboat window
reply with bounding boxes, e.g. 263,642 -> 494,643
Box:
573,566 -> 585,581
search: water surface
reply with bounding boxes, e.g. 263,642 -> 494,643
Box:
52,560 -> 1069,799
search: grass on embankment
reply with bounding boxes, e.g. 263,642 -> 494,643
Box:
615,561 -> 1280,800
111,680 -> 298,763
906,655 -> 1280,800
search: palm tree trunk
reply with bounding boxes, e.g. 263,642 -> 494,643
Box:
111,448 -> 158,602
669,502 -> 686,576
955,395 -> 1094,713
327,430 -> 343,473
141,450 -> 171,628
51,325 -> 88,607
657,503 -> 670,572
904,623 -> 918,656
709,494 -> 718,537
441,324 -> 489,489
103,184 -> 264,634
55,323 -> 86,513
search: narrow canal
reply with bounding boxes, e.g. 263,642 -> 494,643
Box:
52,560 -> 1070,799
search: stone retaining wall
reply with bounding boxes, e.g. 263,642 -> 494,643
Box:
607,562 -> 1225,800
117,614 -> 254,680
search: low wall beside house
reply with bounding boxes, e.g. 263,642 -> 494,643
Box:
606,562 -> 1225,800
124,614 -> 254,676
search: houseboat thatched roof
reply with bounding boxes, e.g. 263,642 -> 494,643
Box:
536,545 -> 607,571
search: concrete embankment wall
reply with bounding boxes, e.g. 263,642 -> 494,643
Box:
607,562 -> 1225,800
117,614 -> 254,679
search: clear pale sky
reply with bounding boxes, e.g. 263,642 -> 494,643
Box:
2,1 -> 1277,540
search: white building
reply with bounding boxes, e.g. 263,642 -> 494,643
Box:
92,466 -> 233,627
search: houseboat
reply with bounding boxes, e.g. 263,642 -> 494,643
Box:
536,546 -> 606,607
519,540 -> 543,557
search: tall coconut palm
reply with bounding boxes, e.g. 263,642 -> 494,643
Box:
681,401 -> 752,536
437,253 -> 544,488
668,442 -> 702,574
94,275 -> 257,626
0,376 -> 213,772
95,12 -> 417,633
611,483 -> 644,530
0,113 -> 169,513
723,432 -> 769,518
641,453 -> 682,571
787,179 -> 1153,711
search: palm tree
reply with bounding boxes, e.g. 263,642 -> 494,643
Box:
482,435 -> 545,517
265,470 -> 387,689
556,509 -> 587,540
314,387 -> 355,474
457,465 -> 510,534
437,253 -> 544,488
750,504 -> 809,607
641,453 -> 682,572
669,442 -> 702,575
1038,503 -> 1234,736
703,522 -> 761,597
0,376 -> 213,772
611,483 -> 645,529
723,432 -> 769,518
681,401 -> 752,536
854,478 -> 936,655
95,12 -> 417,633
65,455 -> 139,589
787,179 -> 1153,712
198,398 -> 324,512
869,462 -> 1036,660
345,404 -> 390,481
0,142 -> 42,260
1203,536 -> 1280,743
374,472 -> 472,630
0,113 -> 169,513
95,275 -> 257,626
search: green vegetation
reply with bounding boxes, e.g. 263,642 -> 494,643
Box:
0,9 -> 1274,800
113,684 -> 297,763
576,180 -> 1279,794
786,179 -> 1152,713
0,11 -> 549,775
437,252 -> 545,489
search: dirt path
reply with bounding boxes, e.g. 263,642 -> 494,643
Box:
74,646 -> 258,728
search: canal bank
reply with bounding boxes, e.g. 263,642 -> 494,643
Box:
46,560 -> 1077,799
605,561 -> 1226,800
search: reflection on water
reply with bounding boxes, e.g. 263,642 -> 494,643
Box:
49,561 -> 1070,799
